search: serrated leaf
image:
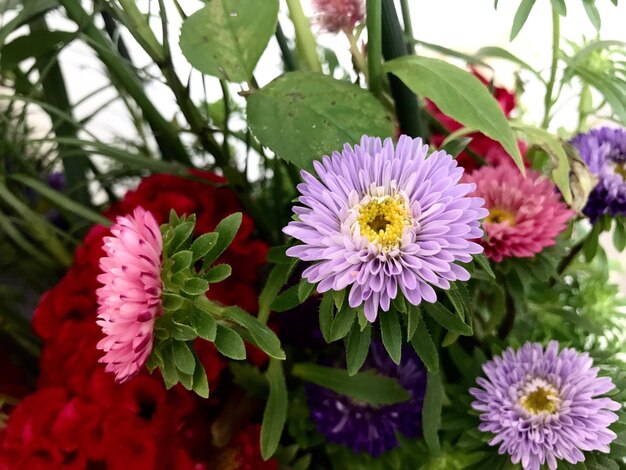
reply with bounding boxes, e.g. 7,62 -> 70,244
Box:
171,250 -> 193,274
222,306 -> 285,360
380,309 -> 402,365
383,57 -> 524,173
261,359 -> 287,460
172,341 -> 196,375
423,372 -> 443,454
191,232 -> 219,262
214,324 -> 246,360
180,0 -> 279,82
330,304 -> 355,342
346,322 -> 371,375
203,213 -> 242,266
247,72 -> 394,171
510,0 -> 537,41
297,279 -> 316,303
182,277 -> 210,296
424,302 -> 473,336
203,263 -> 232,283
292,363 -> 410,406
319,292 -> 335,343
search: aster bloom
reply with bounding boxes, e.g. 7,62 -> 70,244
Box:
570,126 -> 626,222
311,0 -> 364,33
284,135 -> 487,321
307,343 -> 426,456
463,165 -> 574,262
96,206 -> 163,383
470,342 -> 620,470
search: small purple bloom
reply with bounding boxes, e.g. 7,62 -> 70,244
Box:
283,135 -> 487,321
470,341 -> 621,470
306,342 -> 427,456
570,126 -> 626,222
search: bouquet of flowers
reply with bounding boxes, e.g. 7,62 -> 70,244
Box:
0,0 -> 625,469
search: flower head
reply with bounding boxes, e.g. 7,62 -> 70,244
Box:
96,206 -> 163,383
311,0 -> 364,33
307,342 -> 426,456
284,135 -> 487,321
463,165 -> 573,262
570,126 -> 626,222
470,341 -> 620,470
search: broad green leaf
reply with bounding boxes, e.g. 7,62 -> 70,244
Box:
191,233 -> 219,262
182,277 -> 209,296
258,258 -> 298,323
424,302 -> 473,336
203,213 -> 242,265
261,360 -> 287,460
191,301 -> 217,341
292,363 -> 410,406
423,372 -> 443,455
475,46 -> 543,82
383,57 -> 524,172
410,319 -> 439,373
171,250 -> 193,274
297,278 -> 316,303
162,292 -> 185,311
407,304 -> 420,340
330,304 -> 355,342
0,31 -> 74,70
203,264 -> 232,283
582,0 -> 601,29
169,221 -> 195,252
345,322 -> 371,375
214,324 -> 246,360
222,306 -> 285,360
172,341 -> 196,375
510,0 -> 537,41
179,0 -> 279,82
270,284 -> 300,312
441,137 -> 472,158
380,309 -> 402,365
192,360 -> 209,398
613,219 -> 626,252
319,292 -> 335,343
160,343 -> 180,389
247,72 -> 394,171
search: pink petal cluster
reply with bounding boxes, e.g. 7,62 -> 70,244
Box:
463,165 -> 574,262
311,0 -> 364,33
96,206 -> 163,383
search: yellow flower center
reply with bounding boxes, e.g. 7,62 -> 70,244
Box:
485,207 -> 516,225
615,162 -> 626,180
519,386 -> 560,415
357,196 -> 410,248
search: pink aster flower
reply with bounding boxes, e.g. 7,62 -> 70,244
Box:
463,165 -> 574,262
311,0 -> 364,33
96,206 -> 163,383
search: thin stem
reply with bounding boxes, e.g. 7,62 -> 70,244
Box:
399,0 -> 414,52
275,22 -> 299,72
366,0 -> 383,96
285,0 -> 322,73
343,28 -> 368,80
541,9 -> 560,129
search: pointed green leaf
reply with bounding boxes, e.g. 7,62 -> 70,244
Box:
191,301 -> 217,341
410,319 -> 439,373
192,361 -> 209,398
203,263 -> 232,283
182,277 -> 210,296
613,219 -> 626,252
510,0 -> 537,40
407,304 -> 420,341
204,213 -> 242,266
214,324 -> 246,360
171,250 -> 193,274
222,306 -> 285,360
297,278 -> 316,303
380,309 -> 402,365
270,284 -> 300,312
473,253 -> 495,279
319,292 -> 335,343
422,372 -> 443,455
330,304 -> 355,342
346,322 -> 371,375
160,342 -> 179,389
424,302 -> 472,336
162,292 -> 185,311
191,232 -> 219,262
261,359 -> 287,460
582,0 -> 601,30
170,221 -> 195,253
172,341 -> 196,375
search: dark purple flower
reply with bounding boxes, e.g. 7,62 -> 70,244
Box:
306,342 -> 427,456
570,127 -> 626,222
470,341 -> 620,470
284,135 -> 487,322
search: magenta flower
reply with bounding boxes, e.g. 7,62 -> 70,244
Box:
311,0 -> 364,33
470,342 -> 621,470
284,135 -> 487,322
463,165 -> 574,262
96,207 -> 163,383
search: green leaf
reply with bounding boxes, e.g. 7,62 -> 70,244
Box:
270,284 -> 300,312
510,0 -> 537,41
345,322 -> 371,375
319,292 -> 335,343
171,250 -> 193,274
407,304 -> 420,340
292,363 -> 410,406
424,302 -> 473,336
261,359 -> 288,460
179,0 -> 279,82
410,318 -> 440,373
473,253 -> 495,279
192,361 -> 209,398
297,278 -> 316,303
422,372 -> 443,455
172,341 -> 196,375
170,221 -> 195,253
182,277 -> 210,296
1,30 -> 75,71
613,219 -> 626,252
160,343 -> 179,389
203,264 -> 232,283
266,245 -> 292,264
204,213 -> 242,265
330,304 -> 355,342
191,233 -> 219,262
247,72 -> 394,171
441,137 -> 472,158
584,222 -> 602,261
550,0 -> 567,16
383,57 -> 524,173
162,292 -> 185,311
230,362 -> 268,398
582,0 -> 601,30
475,46 -> 543,82
191,301 -> 217,341
214,324 -> 246,360
222,306 -> 286,360
379,309 -> 402,365
258,258 -> 298,323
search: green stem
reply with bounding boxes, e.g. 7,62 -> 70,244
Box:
399,0 -> 414,52
541,9 -> 560,129
343,28 -> 368,80
275,22 -> 299,72
285,0 -> 322,73
366,0 -> 383,96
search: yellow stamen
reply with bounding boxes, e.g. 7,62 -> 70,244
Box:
357,196 -> 410,248
485,207 -> 516,225
614,163 -> 626,180
519,386 -> 560,415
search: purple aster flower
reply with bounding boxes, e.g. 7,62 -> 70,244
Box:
283,135 -> 488,322
470,341 -> 621,470
306,342 -> 426,456
570,126 -> 626,222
